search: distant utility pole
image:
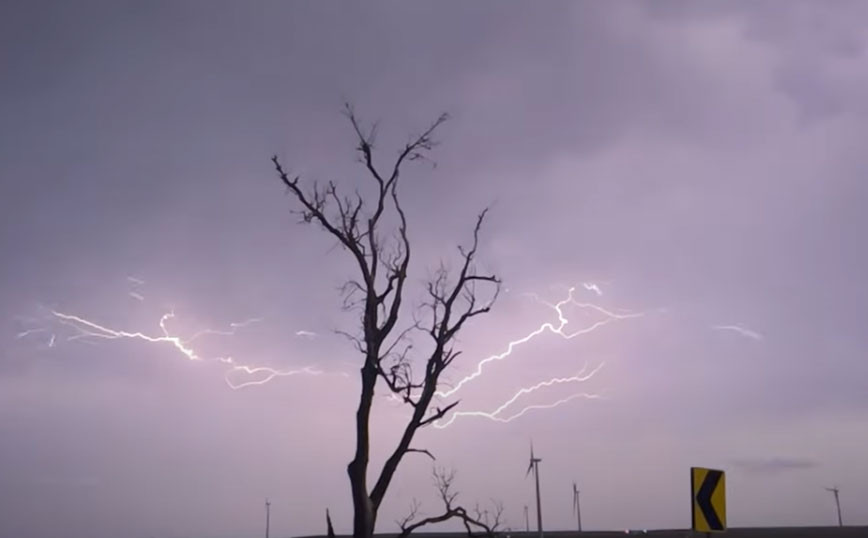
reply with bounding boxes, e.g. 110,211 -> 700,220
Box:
265,498 -> 271,538
825,487 -> 843,527
524,505 -> 530,532
572,482 -> 582,533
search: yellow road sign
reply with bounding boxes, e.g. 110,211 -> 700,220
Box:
691,467 -> 726,533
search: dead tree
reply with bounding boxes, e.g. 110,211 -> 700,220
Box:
272,105 -> 501,538
396,467 -> 505,538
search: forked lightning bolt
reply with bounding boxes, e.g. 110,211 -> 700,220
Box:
218,359 -> 327,389
21,282 -> 640,426
433,363 -> 605,428
436,286 -> 643,400
429,286 -> 643,427
53,311 -> 200,359
187,318 -> 264,343
583,282 -> 603,297
445,393 -> 603,427
712,324 -> 763,341
16,328 -> 46,339
48,311 -> 323,389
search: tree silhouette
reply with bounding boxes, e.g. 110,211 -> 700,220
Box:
396,467 -> 504,538
272,105 -> 501,538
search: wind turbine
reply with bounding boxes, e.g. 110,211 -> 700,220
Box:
825,486 -> 843,527
526,443 -> 543,538
572,482 -> 582,533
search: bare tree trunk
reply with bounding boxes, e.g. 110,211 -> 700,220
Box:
349,362 -> 377,538
326,509 -> 336,538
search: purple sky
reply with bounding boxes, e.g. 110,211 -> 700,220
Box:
2,2 -> 868,537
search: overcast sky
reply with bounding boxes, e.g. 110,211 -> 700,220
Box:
2,1 -> 868,537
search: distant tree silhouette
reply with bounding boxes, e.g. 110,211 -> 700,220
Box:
272,105 -> 501,538
396,467 -> 504,538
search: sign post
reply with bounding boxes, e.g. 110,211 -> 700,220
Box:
691,467 -> 726,535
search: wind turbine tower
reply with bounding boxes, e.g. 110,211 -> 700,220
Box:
825,486 -> 843,527
572,482 -> 582,533
525,444 -> 544,538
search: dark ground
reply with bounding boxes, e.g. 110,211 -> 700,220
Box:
488,530 -> 868,538
298,529 -> 868,538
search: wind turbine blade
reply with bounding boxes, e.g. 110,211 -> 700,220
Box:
526,441 -> 535,477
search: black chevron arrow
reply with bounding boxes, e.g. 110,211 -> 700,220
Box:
696,470 -> 724,531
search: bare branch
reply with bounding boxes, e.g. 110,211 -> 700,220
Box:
396,498 -> 422,531
334,328 -> 365,354
343,102 -> 386,191
419,401 -> 461,428
380,320 -> 419,361
433,466 -> 459,508
390,113 -> 450,186
338,279 -> 367,312
272,156 -> 373,289
427,209 -> 502,346
377,354 -> 424,407
396,467 -> 503,538
405,448 -> 436,461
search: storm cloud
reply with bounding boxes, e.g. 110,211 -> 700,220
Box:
2,2 -> 867,537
